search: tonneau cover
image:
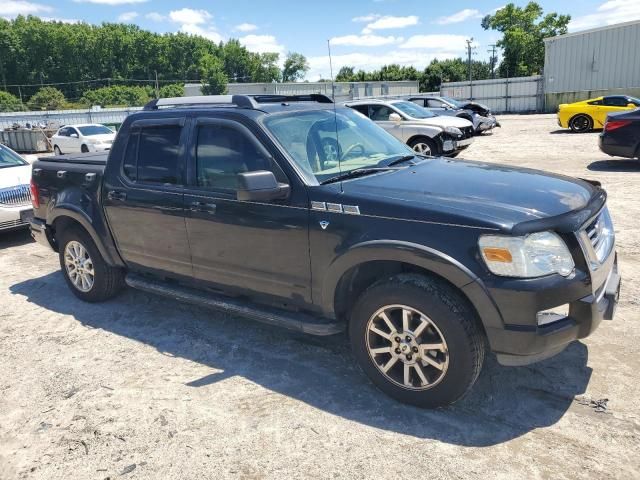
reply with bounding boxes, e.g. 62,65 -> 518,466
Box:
37,151 -> 108,165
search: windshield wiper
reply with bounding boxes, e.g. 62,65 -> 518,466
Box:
320,167 -> 397,185
380,154 -> 417,167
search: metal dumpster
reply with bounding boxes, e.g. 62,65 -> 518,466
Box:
0,129 -> 52,153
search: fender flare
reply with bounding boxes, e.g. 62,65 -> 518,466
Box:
320,240 -> 504,329
47,201 -> 124,267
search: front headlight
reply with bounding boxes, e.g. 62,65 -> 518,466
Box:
479,231 -> 574,278
87,138 -> 99,144
444,126 -> 462,136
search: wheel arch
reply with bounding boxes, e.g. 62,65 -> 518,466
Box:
48,204 -> 124,267
323,240 -> 503,332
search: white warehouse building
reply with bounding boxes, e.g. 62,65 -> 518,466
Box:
544,19 -> 640,110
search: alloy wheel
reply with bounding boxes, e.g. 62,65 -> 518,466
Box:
64,240 -> 95,292
412,142 -> 432,155
366,304 -> 449,390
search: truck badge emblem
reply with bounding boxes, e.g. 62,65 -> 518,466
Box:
319,221 -> 329,230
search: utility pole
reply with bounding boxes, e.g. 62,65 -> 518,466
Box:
488,44 -> 498,79
154,70 -> 159,98
466,38 -> 474,100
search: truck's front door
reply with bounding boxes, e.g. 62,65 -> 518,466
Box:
183,117 -> 311,304
103,117 -> 192,278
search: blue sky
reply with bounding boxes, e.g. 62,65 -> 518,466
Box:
5,0 -> 640,80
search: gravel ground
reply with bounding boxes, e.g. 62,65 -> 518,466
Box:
1,114 -> 639,480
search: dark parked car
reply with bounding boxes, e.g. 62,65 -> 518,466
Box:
29,94 -> 620,408
408,95 -> 499,133
599,108 -> 640,159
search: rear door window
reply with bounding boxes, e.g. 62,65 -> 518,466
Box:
137,126 -> 182,185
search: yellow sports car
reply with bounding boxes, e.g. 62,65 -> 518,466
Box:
557,95 -> 640,132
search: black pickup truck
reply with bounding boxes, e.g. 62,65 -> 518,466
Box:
29,94 -> 621,408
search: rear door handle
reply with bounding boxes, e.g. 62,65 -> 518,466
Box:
107,190 -> 127,201
190,201 -> 216,213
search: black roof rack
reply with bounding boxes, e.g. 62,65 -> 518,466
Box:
143,93 -> 333,111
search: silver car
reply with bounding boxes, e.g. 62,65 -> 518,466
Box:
344,99 -> 474,156
0,144 -> 33,232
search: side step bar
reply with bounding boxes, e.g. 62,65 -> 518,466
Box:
125,274 -> 345,336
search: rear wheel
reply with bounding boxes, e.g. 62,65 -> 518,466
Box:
569,114 -> 593,133
58,226 -> 124,302
54,145 -> 62,155
408,137 -> 438,156
349,274 -> 485,408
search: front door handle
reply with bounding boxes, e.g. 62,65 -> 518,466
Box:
107,190 -> 127,201
190,201 -> 216,213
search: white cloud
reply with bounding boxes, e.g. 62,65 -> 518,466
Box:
361,15 -> 419,34
330,34 -> 403,47
73,0 -> 147,4
234,22 -> 258,32
41,16 -> 80,23
180,23 -> 223,43
145,12 -> 165,22
352,14 -> 380,23
169,8 -> 211,25
117,11 -> 138,22
569,0 -> 640,31
400,34 -> 472,50
435,9 -> 482,25
239,34 -> 285,55
5,0 -> 53,17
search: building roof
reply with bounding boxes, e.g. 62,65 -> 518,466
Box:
544,19 -> 640,42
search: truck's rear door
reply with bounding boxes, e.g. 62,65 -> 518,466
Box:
102,117 -> 192,278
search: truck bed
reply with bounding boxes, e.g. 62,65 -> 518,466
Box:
38,151 -> 108,165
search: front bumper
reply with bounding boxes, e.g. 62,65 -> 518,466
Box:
0,205 -> 33,231
476,116 -> 497,131
486,251 -> 620,366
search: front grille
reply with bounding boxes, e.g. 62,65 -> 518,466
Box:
461,126 -> 474,139
0,185 -> 32,207
579,207 -> 615,268
0,218 -> 28,230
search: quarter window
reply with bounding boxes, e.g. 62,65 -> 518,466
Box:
603,97 -> 628,107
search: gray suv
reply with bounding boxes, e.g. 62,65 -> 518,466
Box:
344,99 -> 474,156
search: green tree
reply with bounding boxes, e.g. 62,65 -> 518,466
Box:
482,2 -> 570,76
27,86 -> 66,110
159,83 -> 185,98
419,58 -> 492,91
250,52 -> 281,83
200,54 -> 228,95
80,85 -> 151,107
336,66 -> 355,82
282,52 -> 309,82
0,91 -> 24,112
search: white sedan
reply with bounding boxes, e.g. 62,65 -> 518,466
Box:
52,124 -> 116,155
0,143 -> 33,232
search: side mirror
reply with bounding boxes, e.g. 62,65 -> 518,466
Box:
237,171 -> 290,202
389,113 -> 402,124
70,133 -> 78,138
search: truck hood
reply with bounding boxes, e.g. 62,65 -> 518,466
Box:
407,115 -> 473,129
340,158 -> 597,230
0,164 -> 32,188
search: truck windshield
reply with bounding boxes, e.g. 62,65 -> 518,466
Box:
391,101 -> 437,119
0,145 -> 27,168
263,108 -> 413,183
78,125 -> 114,136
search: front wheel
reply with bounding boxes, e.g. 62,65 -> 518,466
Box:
569,114 -> 593,133
54,145 -> 62,155
58,227 -> 124,302
408,137 -> 438,156
349,274 -> 485,408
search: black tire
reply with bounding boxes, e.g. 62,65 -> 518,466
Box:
569,114 -> 593,133
349,273 -> 485,408
408,136 -> 439,156
58,226 -> 124,302
81,144 -> 89,153
54,145 -> 62,155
